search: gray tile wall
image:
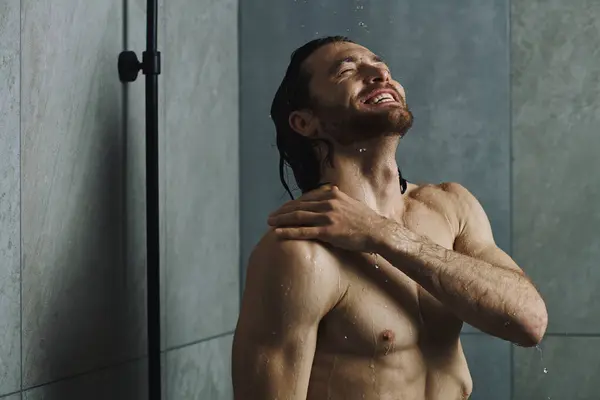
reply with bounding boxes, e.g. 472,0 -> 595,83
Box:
166,334 -> 233,399
514,337 -> 600,400
0,0 -> 22,395
512,0 -> 600,336
161,0 -> 239,398
511,0 -> 600,398
162,0 -> 239,352
1,0 -> 239,397
1,395 -> 21,400
20,0 -> 145,389
22,359 -> 147,400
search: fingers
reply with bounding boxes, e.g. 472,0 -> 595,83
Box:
268,210 -> 330,227
269,185 -> 340,219
274,226 -> 323,240
298,184 -> 339,201
269,200 -> 333,219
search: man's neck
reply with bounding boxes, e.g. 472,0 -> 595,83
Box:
319,137 -> 405,218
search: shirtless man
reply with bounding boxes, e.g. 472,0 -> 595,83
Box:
232,36 -> 548,400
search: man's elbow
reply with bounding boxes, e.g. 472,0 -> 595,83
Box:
514,301 -> 548,347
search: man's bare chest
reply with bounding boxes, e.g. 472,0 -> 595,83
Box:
316,201 -> 463,358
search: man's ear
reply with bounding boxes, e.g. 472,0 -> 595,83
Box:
289,110 -> 318,137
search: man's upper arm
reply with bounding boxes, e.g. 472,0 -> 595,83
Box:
232,233 -> 342,400
445,183 -> 525,275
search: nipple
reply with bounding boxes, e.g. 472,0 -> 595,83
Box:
381,329 -> 395,342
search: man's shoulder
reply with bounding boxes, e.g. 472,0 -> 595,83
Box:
407,182 -> 482,234
249,229 -> 341,283
245,230 -> 344,310
408,181 -> 473,209
253,229 -> 332,262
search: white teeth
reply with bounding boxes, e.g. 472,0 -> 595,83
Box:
367,93 -> 395,104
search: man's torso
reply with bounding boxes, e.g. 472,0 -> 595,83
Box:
305,183 -> 473,400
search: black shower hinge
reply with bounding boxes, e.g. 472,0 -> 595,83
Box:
118,50 -> 162,82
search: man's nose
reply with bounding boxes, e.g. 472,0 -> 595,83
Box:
364,65 -> 390,84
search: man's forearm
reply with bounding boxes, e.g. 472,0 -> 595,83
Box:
373,224 -> 547,346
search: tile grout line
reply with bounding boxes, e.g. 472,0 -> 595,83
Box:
19,0 -> 24,395
20,355 -> 147,394
507,0 -> 514,397
544,333 -> 600,337
164,330 -> 236,354
461,331 -> 600,338
237,0 -> 244,314
161,3 -> 168,399
0,390 -> 21,399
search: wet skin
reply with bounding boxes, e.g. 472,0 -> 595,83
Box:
304,184 -> 472,400
232,40 -> 546,400
233,184 -> 473,400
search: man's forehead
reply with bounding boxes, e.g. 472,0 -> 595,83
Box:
304,42 -> 375,74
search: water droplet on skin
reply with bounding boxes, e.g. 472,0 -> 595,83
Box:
344,336 -> 348,339
358,148 -> 367,153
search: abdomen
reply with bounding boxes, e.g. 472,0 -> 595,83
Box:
307,342 -> 472,400
307,347 -> 428,400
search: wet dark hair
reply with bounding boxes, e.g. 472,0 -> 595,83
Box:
271,36 -> 354,200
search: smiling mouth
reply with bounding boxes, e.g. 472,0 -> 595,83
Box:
366,94 -> 396,105
361,90 -> 401,106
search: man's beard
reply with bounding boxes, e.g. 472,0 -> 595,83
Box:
314,102 -> 414,146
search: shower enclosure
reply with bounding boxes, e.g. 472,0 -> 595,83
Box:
0,0 -> 598,399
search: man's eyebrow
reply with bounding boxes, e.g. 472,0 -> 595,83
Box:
328,56 -> 358,75
328,54 -> 386,75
